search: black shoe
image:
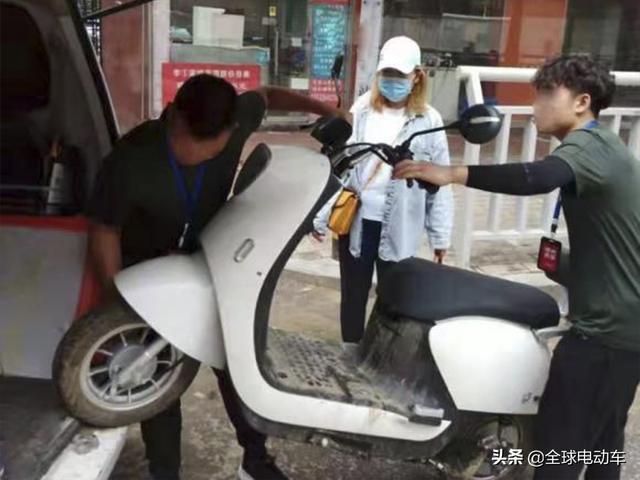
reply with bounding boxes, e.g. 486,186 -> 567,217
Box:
149,467 -> 180,480
237,454 -> 288,480
151,474 -> 180,480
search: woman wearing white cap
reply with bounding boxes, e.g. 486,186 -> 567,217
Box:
313,36 -> 454,344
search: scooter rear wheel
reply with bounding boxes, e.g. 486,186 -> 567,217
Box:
436,413 -> 534,480
53,301 -> 200,427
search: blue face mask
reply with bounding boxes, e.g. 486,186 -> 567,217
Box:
378,77 -> 413,102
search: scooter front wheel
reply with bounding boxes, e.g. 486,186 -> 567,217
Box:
53,301 -> 200,427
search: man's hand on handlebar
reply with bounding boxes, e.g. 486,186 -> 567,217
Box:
393,160 -> 469,187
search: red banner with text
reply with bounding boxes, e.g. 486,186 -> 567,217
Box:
162,63 -> 261,106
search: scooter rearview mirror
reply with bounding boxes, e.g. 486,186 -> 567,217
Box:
398,104 -> 503,152
456,104 -> 503,144
311,116 -> 352,152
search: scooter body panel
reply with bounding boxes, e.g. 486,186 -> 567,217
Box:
199,146 -> 451,441
430,317 -> 551,415
115,253 -> 225,369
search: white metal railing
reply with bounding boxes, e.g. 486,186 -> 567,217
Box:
453,66 -> 640,269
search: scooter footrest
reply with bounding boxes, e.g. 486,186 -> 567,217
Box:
408,404 -> 444,426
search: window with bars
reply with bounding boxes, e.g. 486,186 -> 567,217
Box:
77,0 -> 102,59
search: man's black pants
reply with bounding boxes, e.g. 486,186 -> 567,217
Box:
533,330 -> 640,480
140,367 -> 266,479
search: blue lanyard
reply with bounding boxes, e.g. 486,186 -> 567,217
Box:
167,140 -> 206,247
550,119 -> 599,235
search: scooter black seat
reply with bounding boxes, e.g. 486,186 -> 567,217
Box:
377,258 -> 560,329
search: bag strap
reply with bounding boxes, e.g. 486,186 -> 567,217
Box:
361,160 -> 385,192
354,109 -> 408,193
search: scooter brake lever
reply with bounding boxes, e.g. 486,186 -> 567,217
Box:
416,179 -> 440,194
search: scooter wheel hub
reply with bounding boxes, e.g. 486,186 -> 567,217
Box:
109,344 -> 158,389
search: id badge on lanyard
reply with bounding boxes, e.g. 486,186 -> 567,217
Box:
537,198 -> 562,273
177,222 -> 191,250
167,142 -> 206,251
537,119 -> 597,273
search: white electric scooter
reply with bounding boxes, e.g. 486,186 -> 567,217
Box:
54,105 -> 568,479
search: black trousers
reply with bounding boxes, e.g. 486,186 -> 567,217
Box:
533,330 -> 640,480
140,368 -> 266,479
338,220 -> 394,343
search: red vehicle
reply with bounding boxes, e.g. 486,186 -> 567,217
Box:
0,0 -> 126,478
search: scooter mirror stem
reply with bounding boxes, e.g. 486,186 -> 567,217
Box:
399,121 -> 461,151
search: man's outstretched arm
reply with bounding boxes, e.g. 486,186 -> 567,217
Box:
256,86 -> 350,122
393,156 -> 575,195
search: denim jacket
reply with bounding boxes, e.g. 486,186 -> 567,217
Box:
313,92 -> 454,262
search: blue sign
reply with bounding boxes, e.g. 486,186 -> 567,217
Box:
311,4 -> 347,79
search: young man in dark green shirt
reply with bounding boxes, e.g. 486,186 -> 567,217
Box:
394,56 -> 639,479
88,75 -> 344,480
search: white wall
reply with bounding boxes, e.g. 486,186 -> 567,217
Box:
152,0 -> 170,118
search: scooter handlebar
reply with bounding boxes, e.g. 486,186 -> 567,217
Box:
323,136 -> 440,195
389,146 -> 440,194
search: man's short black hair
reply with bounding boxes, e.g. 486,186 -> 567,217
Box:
173,74 -> 238,139
532,55 -> 616,116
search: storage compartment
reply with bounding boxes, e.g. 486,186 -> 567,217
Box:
0,0 -> 111,216
0,0 -> 113,379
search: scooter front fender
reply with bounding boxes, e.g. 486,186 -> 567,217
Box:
430,317 -> 552,415
114,253 -> 225,369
